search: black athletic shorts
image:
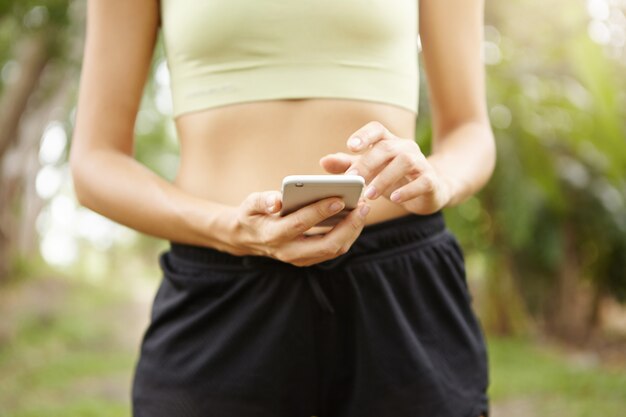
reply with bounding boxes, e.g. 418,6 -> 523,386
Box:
132,212 -> 489,417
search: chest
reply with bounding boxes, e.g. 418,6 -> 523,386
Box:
161,0 -> 418,62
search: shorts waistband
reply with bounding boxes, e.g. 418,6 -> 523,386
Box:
169,211 -> 446,270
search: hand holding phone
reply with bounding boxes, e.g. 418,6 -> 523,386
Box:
230,179 -> 369,266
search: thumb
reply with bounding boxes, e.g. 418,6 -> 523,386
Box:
245,191 -> 283,215
319,152 -> 356,174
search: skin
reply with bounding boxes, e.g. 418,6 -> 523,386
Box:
71,2 -> 492,413
70,0 -> 495,269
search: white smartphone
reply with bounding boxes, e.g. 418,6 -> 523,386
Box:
280,175 -> 365,227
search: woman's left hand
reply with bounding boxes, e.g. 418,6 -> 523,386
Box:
319,121 -> 452,215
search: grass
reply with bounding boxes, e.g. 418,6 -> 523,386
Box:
1,274 -> 625,416
0,277 -> 140,417
488,337 -> 626,416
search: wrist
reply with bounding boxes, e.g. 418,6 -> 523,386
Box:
439,174 -> 465,207
173,196 -> 243,254
426,155 -> 469,208
216,207 -> 254,256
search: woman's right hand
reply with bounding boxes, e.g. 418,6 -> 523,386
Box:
230,191 -> 370,267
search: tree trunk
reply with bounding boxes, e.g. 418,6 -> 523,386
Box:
0,33 -> 52,157
544,221 -> 594,343
482,251 -> 532,337
0,33 -> 53,280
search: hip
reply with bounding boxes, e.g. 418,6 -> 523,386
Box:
133,211 -> 490,416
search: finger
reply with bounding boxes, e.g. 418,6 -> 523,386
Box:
325,199 -> 369,243
363,152 -> 422,200
309,200 -> 370,261
363,140 -> 428,199
389,171 -> 439,204
344,138 -> 400,181
319,152 -> 358,174
245,191 -> 283,215
347,121 -> 396,152
280,200 -> 370,265
276,197 -> 346,240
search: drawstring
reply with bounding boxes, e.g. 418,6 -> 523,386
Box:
242,254 -> 348,315
304,252 -> 354,314
305,269 -> 335,314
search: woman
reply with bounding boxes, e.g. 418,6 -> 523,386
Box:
70,0 -> 495,416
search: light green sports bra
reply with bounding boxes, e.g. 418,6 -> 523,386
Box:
160,0 -> 419,118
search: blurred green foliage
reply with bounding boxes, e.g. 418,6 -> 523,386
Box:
0,0 -> 71,73
0,0 -> 624,333
435,0 -> 626,335
1,0 -> 626,415
484,30 -> 626,299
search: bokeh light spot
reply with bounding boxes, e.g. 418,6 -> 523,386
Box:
490,105 -> 512,129
39,122 -> 67,165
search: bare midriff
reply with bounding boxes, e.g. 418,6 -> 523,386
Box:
173,98 -> 416,226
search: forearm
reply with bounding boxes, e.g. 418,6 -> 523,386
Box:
71,149 -> 241,253
426,121 -> 495,206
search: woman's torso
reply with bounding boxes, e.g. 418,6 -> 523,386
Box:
173,99 -> 416,225
164,0 -> 419,225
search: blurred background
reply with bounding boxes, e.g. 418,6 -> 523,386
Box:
0,0 -> 625,416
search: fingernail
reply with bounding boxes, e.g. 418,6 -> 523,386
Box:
348,137 -> 362,149
364,186 -> 376,199
390,192 -> 401,202
265,195 -> 276,211
329,201 -> 344,212
345,169 -> 359,176
359,205 -> 370,218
